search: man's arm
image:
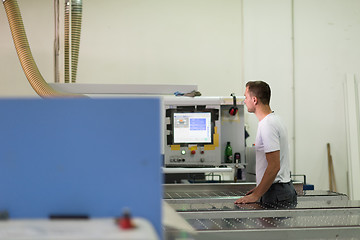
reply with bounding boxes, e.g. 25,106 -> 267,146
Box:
235,150 -> 280,204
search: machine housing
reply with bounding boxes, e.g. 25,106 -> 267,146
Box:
163,96 -> 245,167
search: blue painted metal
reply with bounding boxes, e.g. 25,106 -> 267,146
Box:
0,98 -> 162,237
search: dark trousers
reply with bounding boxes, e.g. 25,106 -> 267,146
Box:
260,181 -> 297,206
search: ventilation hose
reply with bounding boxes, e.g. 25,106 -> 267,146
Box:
64,0 -> 82,83
3,0 -> 85,98
64,0 -> 70,83
71,0 -> 82,83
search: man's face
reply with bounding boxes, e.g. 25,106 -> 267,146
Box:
244,87 -> 255,113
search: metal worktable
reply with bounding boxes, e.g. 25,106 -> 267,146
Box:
164,183 -> 348,201
164,183 -> 360,239
168,198 -> 360,213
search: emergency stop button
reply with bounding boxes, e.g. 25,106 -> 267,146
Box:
191,150 -> 196,155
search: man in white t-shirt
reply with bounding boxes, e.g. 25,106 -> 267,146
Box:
235,81 -> 297,205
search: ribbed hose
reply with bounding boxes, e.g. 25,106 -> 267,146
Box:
71,0 -> 82,83
64,0 -> 70,83
3,0 -> 84,97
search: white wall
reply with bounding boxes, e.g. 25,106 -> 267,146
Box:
79,0 -> 243,97
1,0 -> 359,196
294,0 -> 360,195
0,0 -> 243,97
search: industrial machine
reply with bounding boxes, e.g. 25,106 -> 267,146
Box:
163,183 -> 360,239
0,98 -> 162,239
163,96 -> 245,167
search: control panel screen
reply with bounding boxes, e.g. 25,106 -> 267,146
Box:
173,112 -> 212,144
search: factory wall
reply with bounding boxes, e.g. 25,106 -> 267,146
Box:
0,0 -> 359,197
0,0 -> 243,96
294,0 -> 360,197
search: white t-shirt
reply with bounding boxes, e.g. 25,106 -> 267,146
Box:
255,112 -> 291,185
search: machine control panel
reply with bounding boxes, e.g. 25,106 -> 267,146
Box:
168,146 -> 214,164
163,96 -> 245,167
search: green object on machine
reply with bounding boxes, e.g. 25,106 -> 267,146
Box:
225,141 -> 233,163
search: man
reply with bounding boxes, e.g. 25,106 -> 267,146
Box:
235,81 -> 297,205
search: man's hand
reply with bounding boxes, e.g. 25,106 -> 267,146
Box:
235,187 -> 260,204
234,193 -> 260,204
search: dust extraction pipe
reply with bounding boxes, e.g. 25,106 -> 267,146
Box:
64,0 -> 70,83
3,0 -> 84,98
64,0 -> 82,83
71,0 -> 82,83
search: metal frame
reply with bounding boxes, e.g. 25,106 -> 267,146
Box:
49,83 -> 198,95
191,227 -> 360,240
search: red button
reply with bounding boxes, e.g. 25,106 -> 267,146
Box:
191,150 -> 196,155
117,212 -> 134,229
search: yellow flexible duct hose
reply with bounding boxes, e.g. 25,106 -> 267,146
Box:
71,0 -> 82,83
3,0 -> 84,98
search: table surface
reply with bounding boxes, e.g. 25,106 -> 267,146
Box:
0,218 -> 159,240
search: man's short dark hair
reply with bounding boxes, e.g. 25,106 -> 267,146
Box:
246,81 -> 271,105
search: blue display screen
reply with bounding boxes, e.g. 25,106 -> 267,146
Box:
190,118 -> 206,130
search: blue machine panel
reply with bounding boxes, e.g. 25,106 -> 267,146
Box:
0,98 -> 162,236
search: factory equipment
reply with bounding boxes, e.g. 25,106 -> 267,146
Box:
164,183 -> 360,239
0,98 -> 162,239
163,96 -> 245,168
174,201 -> 360,240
